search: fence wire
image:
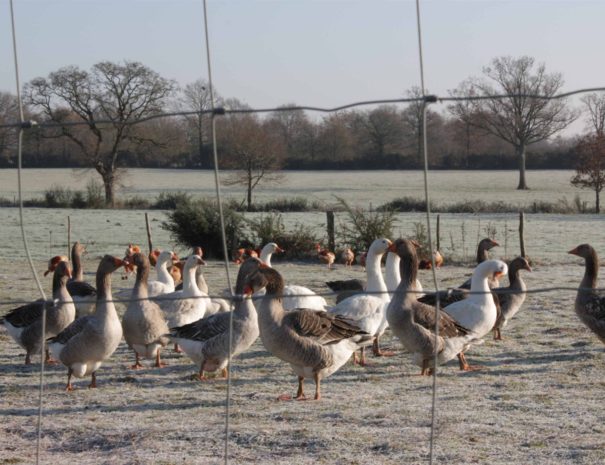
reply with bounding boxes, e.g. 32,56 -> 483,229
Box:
3,0 -> 605,465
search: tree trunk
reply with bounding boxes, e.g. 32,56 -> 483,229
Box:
197,116 -> 204,167
101,172 -> 115,207
596,190 -> 600,214
246,165 -> 253,212
516,143 -> 529,190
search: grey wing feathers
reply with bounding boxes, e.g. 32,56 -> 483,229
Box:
47,316 -> 92,344
67,281 -> 96,298
170,312 -> 230,342
418,288 -> 469,307
284,309 -> 368,345
3,299 -> 51,328
413,301 -> 470,338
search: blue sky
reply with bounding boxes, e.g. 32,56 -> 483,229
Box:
1,0 -> 603,133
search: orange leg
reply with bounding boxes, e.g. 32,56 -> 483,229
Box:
88,371 -> 97,389
154,349 -> 167,368
65,368 -> 74,391
372,337 -> 396,357
44,348 -> 59,365
221,366 -> 229,379
295,376 -> 307,400
313,373 -> 321,400
493,328 -> 503,341
457,352 -> 483,372
174,343 -> 183,353
131,352 -> 144,369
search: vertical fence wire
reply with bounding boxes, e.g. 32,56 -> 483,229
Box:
414,1 -> 442,463
9,1 -> 49,464
200,1 -> 236,463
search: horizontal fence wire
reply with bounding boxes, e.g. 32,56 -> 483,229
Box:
0,286 -> 600,310
2,87 -> 605,131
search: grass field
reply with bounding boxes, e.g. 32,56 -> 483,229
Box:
1,169 -> 604,464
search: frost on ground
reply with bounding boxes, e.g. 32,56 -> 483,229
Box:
1,255 -> 605,465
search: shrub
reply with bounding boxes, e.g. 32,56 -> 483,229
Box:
44,185 -> 74,207
229,197 -> 323,212
121,196 -> 151,209
152,191 -> 192,210
86,179 -> 105,209
378,196 -> 434,212
336,197 -> 396,252
71,191 -> 87,208
247,212 -> 319,260
162,198 -> 248,259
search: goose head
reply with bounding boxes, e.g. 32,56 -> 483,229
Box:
568,243 -> 596,260
54,260 -> 72,283
247,264 -> 284,296
474,259 -> 508,283
44,255 -> 69,276
509,256 -> 532,275
368,238 -> 393,257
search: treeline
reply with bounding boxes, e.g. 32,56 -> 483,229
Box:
0,75 -> 579,172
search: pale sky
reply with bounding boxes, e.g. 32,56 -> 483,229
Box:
1,0 -> 604,133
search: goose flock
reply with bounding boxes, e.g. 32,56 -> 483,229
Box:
1,237 -> 604,400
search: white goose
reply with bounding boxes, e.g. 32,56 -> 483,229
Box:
156,254 -> 208,330
328,238 -> 392,364
443,258 -> 508,370
148,250 -> 179,297
255,241 -> 327,311
48,255 -> 125,390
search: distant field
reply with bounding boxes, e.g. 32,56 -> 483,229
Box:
0,168 -> 593,208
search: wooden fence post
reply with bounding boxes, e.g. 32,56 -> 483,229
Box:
436,214 -> 440,251
67,215 -> 71,258
145,213 -> 154,253
519,212 -> 526,258
326,211 -> 335,252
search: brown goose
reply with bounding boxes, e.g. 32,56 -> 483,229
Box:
48,255 -> 126,391
250,265 -> 369,400
386,239 -> 478,375
168,257 -> 261,381
68,242 -> 97,317
45,249 -> 97,318
2,261 -> 76,364
568,244 -> 605,345
492,256 -> 532,340
122,252 -> 170,368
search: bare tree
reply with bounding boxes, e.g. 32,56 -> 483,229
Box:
467,56 -> 576,189
315,112 -> 356,163
357,105 -> 405,158
0,91 -> 19,163
180,79 -> 214,167
24,61 -> 176,205
218,100 -> 285,211
400,86 -> 445,163
581,92 -> 605,137
571,134 -> 605,213
266,104 -> 314,161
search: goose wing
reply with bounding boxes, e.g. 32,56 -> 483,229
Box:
169,312 -> 230,342
283,308 -> 367,345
